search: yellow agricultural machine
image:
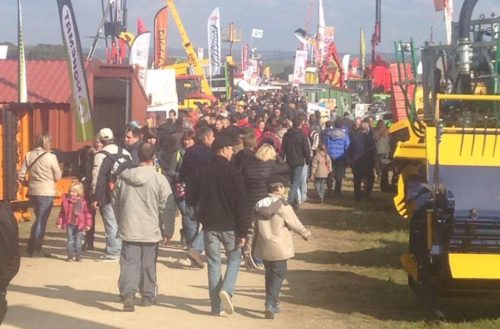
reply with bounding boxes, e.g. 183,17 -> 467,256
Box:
390,0 -> 500,314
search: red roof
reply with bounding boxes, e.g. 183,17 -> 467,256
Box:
0,60 -> 71,104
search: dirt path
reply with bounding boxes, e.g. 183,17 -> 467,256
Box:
2,198 -> 337,329
5,183 -> 500,329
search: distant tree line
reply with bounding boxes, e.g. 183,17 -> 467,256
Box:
2,42 -> 66,60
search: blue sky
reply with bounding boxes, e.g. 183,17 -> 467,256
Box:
1,0 -> 500,55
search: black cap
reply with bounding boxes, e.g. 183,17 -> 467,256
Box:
212,135 -> 236,151
267,175 -> 291,189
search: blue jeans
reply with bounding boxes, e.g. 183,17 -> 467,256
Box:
29,195 -> 54,251
264,260 -> 288,310
183,205 -> 204,252
314,178 -> 327,199
300,164 -> 308,203
288,165 -> 304,205
66,224 -> 83,257
204,230 -> 242,314
100,203 -> 121,257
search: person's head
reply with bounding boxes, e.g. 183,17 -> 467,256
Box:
196,126 -> 215,146
212,135 -> 234,161
257,120 -> 265,131
343,112 -> 351,119
169,109 -> 177,121
354,117 -> 362,129
182,131 -> 195,149
214,117 -> 224,131
125,127 -> 141,146
242,133 -> 257,150
334,119 -> 343,129
93,133 -> 104,151
69,180 -> 84,198
360,122 -> 370,134
317,143 -> 326,152
292,116 -> 304,128
267,176 -> 288,195
98,128 -> 115,145
273,108 -> 281,117
35,133 -> 52,151
255,143 -> 277,161
138,142 -> 156,163
376,119 -> 385,129
141,126 -> 157,144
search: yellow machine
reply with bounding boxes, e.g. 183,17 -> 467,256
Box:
163,0 -> 216,110
390,0 -> 500,315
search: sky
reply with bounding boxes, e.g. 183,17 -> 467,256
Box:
1,0 -> 500,56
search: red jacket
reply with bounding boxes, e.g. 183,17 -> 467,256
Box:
56,194 -> 93,230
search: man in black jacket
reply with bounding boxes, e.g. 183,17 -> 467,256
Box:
0,201 -> 20,325
178,127 -> 214,268
198,135 -> 248,316
280,117 -> 311,208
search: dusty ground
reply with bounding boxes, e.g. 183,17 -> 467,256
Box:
4,180 -> 500,329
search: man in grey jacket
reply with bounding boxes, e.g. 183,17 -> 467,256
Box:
113,143 -> 176,312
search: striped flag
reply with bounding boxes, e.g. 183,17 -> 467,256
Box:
57,0 -> 94,142
18,0 -> 27,103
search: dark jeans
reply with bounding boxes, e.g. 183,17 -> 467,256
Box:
66,224 -> 83,257
119,241 -> 159,300
28,195 -> 54,253
352,164 -> 374,201
327,159 -> 347,194
84,206 -> 96,248
264,260 -> 288,310
0,287 -> 6,325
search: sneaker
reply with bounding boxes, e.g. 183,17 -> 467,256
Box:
244,253 -> 257,270
123,296 -> 135,312
96,255 -> 119,262
265,309 -> 274,319
219,291 -> 234,315
255,262 -> 265,270
141,297 -> 155,307
33,250 -> 52,258
187,249 -> 204,269
66,256 -> 74,262
75,256 -> 83,262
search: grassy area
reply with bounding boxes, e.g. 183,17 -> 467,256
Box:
290,175 -> 500,329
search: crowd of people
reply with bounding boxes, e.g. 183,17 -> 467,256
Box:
5,87 -> 394,321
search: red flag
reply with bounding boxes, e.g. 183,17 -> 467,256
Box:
137,17 -> 148,34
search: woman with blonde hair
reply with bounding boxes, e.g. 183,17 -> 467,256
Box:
18,133 -> 62,257
241,143 -> 290,269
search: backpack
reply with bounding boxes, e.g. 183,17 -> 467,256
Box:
99,146 -> 133,192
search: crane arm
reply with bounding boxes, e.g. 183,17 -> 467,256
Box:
166,0 -> 213,96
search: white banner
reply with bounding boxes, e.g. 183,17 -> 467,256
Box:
129,32 -> 151,90
197,47 -> 204,60
146,69 -> 178,113
207,7 -> 222,76
0,45 -> 7,60
292,50 -> 308,86
251,28 -> 264,39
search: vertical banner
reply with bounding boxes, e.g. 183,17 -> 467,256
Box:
293,49 -> 308,86
197,47 -> 204,60
241,43 -> 249,72
317,0 -> 326,65
129,32 -> 151,90
207,7 -> 221,77
57,0 -> 94,142
18,0 -> 27,103
360,28 -> 366,72
154,6 -> 168,69
444,0 -> 453,45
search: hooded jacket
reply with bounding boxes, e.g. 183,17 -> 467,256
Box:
250,194 -> 310,261
324,128 -> 350,160
113,165 -> 176,243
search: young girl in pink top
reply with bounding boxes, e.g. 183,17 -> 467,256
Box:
56,181 -> 93,261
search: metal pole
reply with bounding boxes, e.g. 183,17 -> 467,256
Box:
88,1 -> 112,61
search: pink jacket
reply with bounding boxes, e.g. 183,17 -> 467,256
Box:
56,194 -> 93,230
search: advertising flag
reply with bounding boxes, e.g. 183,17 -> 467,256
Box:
154,6 -> 168,69
444,0 -> 453,44
129,32 -> 151,90
251,29 -> 264,39
57,0 -> 94,142
207,7 -> 222,76
241,43 -> 249,72
18,0 -> 27,103
360,28 -> 366,71
292,49 -> 308,86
